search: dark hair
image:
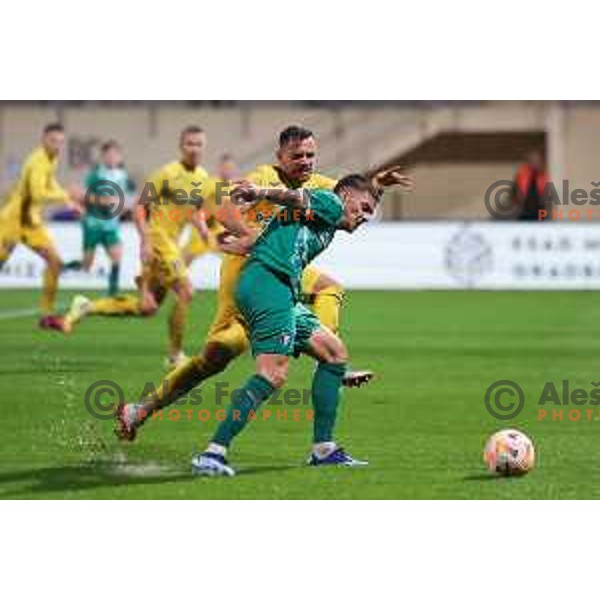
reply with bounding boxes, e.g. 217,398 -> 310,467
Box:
101,139 -> 121,153
220,152 -> 234,162
43,122 -> 64,135
180,125 -> 204,142
334,174 -> 381,203
279,125 -> 313,147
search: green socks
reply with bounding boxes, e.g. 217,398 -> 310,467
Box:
210,361 -> 346,449
109,263 -> 120,296
61,260 -> 119,295
312,362 -> 346,444
212,374 -> 276,447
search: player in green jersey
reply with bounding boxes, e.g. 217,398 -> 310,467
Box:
82,140 -> 134,295
188,175 -> 379,475
123,173 -> 373,476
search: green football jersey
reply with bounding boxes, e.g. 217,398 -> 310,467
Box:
250,189 -> 344,295
84,164 -> 133,231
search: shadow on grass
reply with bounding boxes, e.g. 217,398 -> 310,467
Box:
237,464 -> 302,476
0,461 -> 304,497
462,473 -> 501,482
0,461 -> 193,498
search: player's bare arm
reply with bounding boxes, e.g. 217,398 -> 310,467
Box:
65,182 -> 85,215
370,164 -> 415,194
217,183 -> 308,256
190,208 -> 210,242
230,181 -> 308,210
213,190 -> 259,256
134,195 -> 152,262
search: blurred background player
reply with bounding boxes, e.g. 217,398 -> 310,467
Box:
180,153 -> 236,266
117,126 -> 412,440
217,153 -> 237,181
60,126 -> 215,367
81,140 -> 135,295
0,123 -> 82,326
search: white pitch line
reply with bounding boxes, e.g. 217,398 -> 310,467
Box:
0,303 -> 68,321
0,308 -> 40,320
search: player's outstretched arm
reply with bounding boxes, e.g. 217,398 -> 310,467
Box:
369,164 -> 415,195
230,181 -> 308,210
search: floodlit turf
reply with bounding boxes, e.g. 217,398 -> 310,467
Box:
1,288 -> 599,499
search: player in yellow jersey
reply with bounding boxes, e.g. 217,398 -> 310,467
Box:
181,153 -> 237,266
0,123 -> 83,326
117,125 -> 413,440
60,126 -> 215,366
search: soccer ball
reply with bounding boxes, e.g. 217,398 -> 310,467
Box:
483,429 -> 535,476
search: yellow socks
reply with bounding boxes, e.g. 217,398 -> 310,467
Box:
138,355 -> 209,419
91,295 -> 141,316
168,300 -> 189,358
40,267 -> 59,314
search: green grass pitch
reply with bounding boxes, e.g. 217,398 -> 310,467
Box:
0,288 -> 598,499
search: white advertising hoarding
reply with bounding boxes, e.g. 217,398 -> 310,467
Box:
314,222 -> 600,289
2,222 -> 600,290
0,223 -> 222,291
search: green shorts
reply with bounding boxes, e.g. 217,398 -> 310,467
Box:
236,260 -> 321,357
82,223 -> 121,251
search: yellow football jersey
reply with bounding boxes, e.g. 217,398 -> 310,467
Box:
206,165 -> 338,353
243,164 -> 336,231
144,162 -> 216,243
181,176 -> 227,258
0,147 -> 69,227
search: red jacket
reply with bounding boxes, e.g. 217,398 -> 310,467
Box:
514,163 -> 548,202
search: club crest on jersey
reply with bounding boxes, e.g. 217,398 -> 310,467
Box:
280,333 -> 292,347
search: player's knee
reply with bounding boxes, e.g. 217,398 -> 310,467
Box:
309,328 -> 348,363
257,358 -> 289,389
140,294 -> 159,316
110,248 -> 123,263
176,282 -> 193,304
202,342 -> 236,375
47,256 -> 62,273
327,337 -> 348,364
261,368 -> 288,389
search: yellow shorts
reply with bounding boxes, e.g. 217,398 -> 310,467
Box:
205,254 -> 250,355
0,220 -> 57,261
205,255 -> 328,356
142,233 -> 188,295
300,264 -> 324,296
